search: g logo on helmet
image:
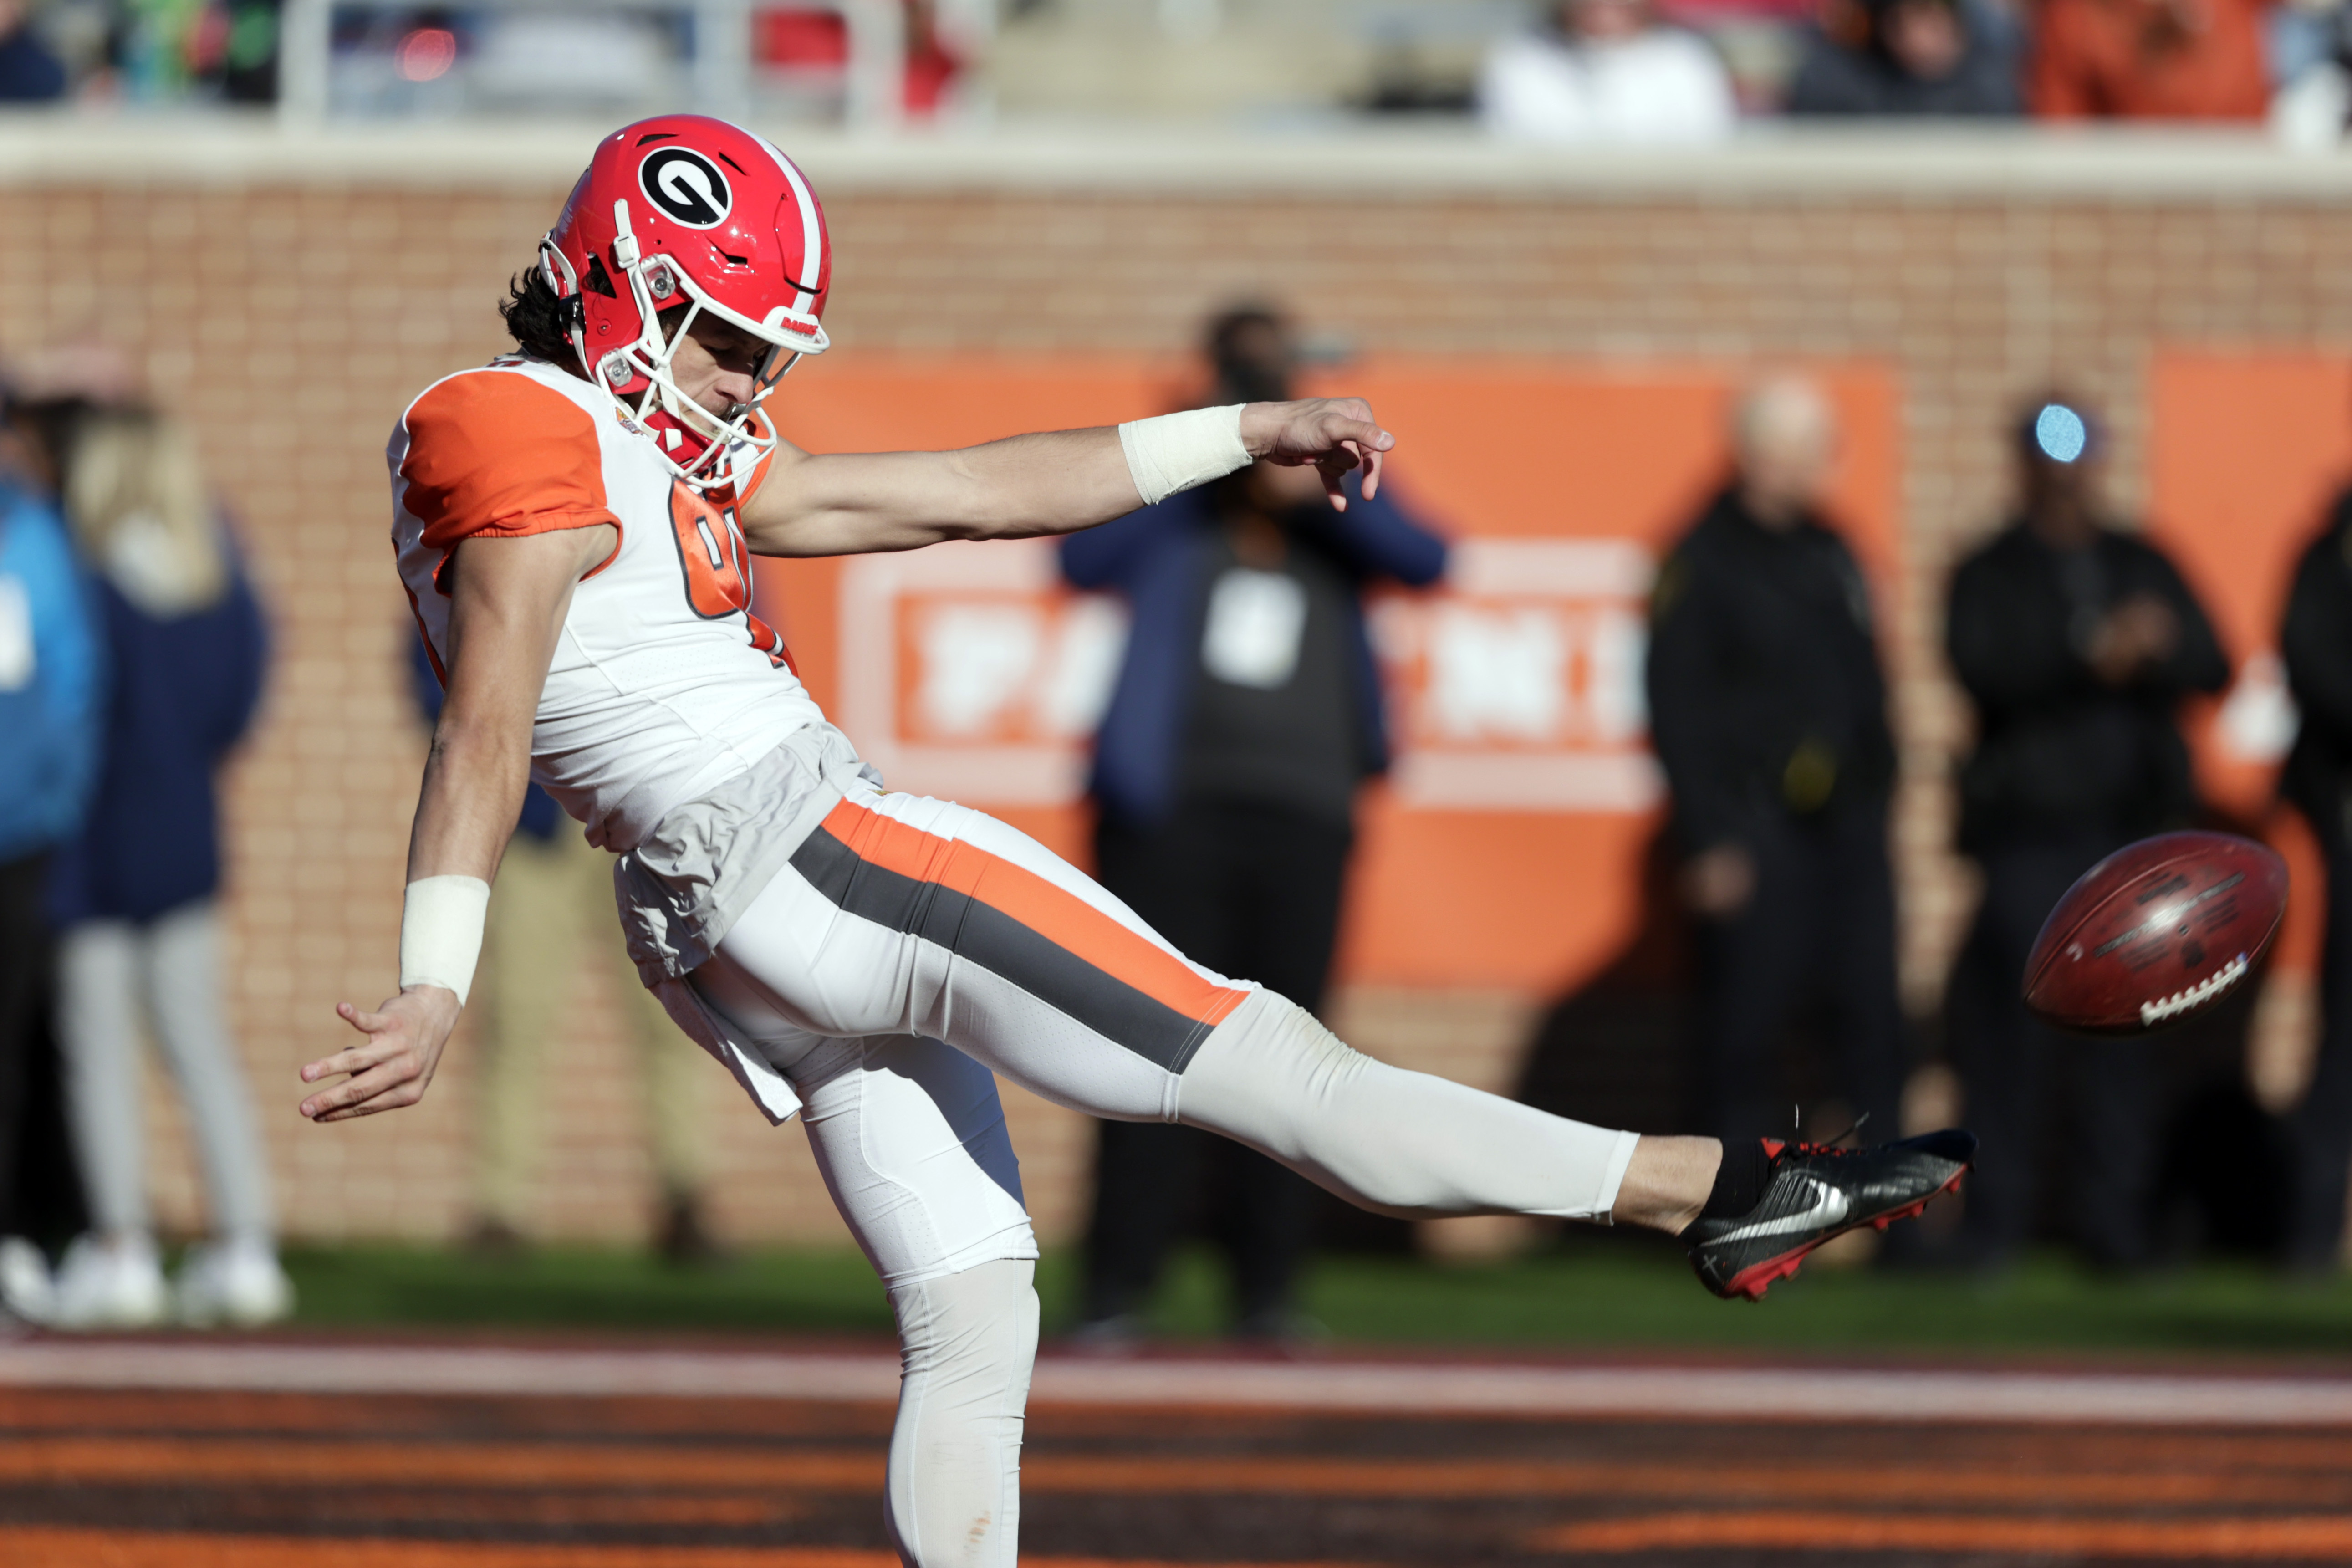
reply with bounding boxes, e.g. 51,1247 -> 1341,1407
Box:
639,147 -> 732,229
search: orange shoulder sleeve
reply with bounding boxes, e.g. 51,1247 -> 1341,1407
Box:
400,373 -> 621,552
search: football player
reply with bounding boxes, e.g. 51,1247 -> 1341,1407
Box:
300,116 -> 1973,1568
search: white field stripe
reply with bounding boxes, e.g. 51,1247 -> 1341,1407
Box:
4,1341 -> 2352,1427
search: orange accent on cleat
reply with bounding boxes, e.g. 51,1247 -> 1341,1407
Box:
1727,1248 -> 1811,1300
1718,1165 -> 1974,1301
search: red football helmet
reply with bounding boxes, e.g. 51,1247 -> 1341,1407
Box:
539,115 -> 832,489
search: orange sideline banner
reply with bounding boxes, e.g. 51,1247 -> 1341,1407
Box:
755,356 -> 1901,995
2149,351 -> 2352,981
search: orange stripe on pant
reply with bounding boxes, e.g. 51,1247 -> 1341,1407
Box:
814,798 -> 1247,1033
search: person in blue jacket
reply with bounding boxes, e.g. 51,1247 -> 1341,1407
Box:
0,402 -> 102,1323
39,405 -> 287,1329
1061,306 -> 1448,1341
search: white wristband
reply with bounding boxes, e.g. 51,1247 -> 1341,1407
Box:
1117,405 -> 1251,506
399,874 -> 491,1005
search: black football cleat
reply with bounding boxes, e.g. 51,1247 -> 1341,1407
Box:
1685,1129 -> 1976,1301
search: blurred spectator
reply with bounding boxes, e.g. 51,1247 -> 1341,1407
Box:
40,406 -> 290,1328
1945,397 -> 2226,1272
2279,478 -> 2352,1270
1645,377 -> 1903,1150
0,1 -> 66,99
2030,0 -> 2271,118
1480,0 -> 1738,142
408,639 -> 720,1262
1062,306 -> 1447,1342
2268,6 -> 2349,152
758,0 -> 967,118
1786,0 -> 2023,114
0,393 -> 102,1323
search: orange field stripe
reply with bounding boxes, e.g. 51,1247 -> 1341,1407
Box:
0,1438 -> 882,1489
1532,1511 -> 2352,1559
0,1531 -> 1363,1568
10,1437 -> 2352,1509
1020,1455 -> 2352,1507
297,1489 -> 803,1527
818,799 -> 1245,1028
0,1533 -> 892,1568
0,1388 -> 892,1440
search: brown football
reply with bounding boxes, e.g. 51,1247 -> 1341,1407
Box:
2022,830 -> 2289,1036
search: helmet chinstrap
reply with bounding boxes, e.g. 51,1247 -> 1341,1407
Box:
539,195 -> 824,493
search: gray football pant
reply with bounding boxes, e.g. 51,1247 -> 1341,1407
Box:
57,903 -> 276,1244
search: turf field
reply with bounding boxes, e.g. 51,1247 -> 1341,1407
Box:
3,1243 -> 2347,1565
4,1334 -> 2352,1565
279,1240 -> 2352,1359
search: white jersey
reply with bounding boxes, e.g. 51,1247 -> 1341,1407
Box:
389,356 -> 824,853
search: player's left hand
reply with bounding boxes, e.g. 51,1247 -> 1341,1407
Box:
298,986 -> 460,1123
1241,398 -> 1394,511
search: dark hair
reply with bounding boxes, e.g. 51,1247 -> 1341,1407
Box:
3,394 -> 96,497
500,266 -> 579,366
1204,303 -> 1291,406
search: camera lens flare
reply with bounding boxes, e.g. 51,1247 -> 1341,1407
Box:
2035,403 -> 2088,463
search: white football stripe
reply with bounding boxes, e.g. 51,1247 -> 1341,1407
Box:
7,1341 -> 2352,1426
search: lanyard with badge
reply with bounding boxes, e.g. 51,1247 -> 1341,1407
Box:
1201,567 -> 1307,689
0,515 -> 32,693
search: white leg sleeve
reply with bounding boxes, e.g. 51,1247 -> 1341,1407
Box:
884,1257 -> 1038,1568
689,956 -> 1040,1568
1176,990 -> 1639,1221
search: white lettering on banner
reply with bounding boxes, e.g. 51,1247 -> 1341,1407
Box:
836,536 -> 1664,812
1040,594 -> 1133,738
918,603 -> 1043,737
1373,539 -> 1662,810
1426,605 -> 1569,742
840,540 -> 1128,804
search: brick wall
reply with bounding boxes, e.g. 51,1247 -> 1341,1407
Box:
8,124 -> 2343,1247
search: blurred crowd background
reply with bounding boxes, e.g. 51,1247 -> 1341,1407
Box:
0,0 -> 2349,1341
2,0 -> 2352,138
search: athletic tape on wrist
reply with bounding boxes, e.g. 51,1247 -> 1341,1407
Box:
1117,405 -> 1250,506
399,874 -> 491,1005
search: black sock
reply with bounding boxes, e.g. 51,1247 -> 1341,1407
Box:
1699,1139 -> 1775,1219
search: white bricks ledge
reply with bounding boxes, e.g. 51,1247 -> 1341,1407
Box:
2,111 -> 2352,199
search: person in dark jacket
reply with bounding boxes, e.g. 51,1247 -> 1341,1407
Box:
1786,0 -> 2022,115
1061,306 -> 1448,1341
43,406 -> 289,1328
1945,397 -> 2226,1272
2280,491 -> 2352,1271
0,398 -> 102,1323
1647,375 -> 1905,1152
0,3 -> 66,102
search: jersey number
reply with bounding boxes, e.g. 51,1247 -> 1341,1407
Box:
669,481 -> 794,670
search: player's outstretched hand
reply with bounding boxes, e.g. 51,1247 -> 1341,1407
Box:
299,987 -> 460,1123
1242,398 -> 1394,511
